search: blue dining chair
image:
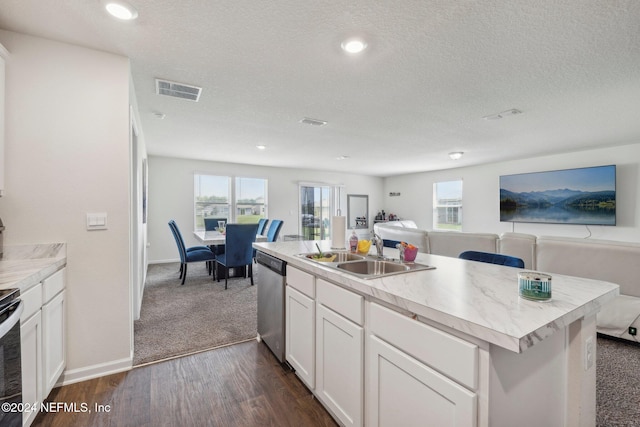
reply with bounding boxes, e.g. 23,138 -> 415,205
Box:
257,218 -> 269,235
266,219 -> 284,242
253,218 -> 269,261
459,250 -> 525,268
169,220 -> 217,284
216,223 -> 260,289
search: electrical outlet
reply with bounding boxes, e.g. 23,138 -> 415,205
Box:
585,336 -> 594,370
629,326 -> 637,336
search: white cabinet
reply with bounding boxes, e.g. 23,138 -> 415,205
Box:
286,286 -> 315,388
20,283 -> 43,427
366,302 -> 478,427
367,335 -> 476,427
315,278 -> 364,427
285,266 -> 315,389
41,269 -> 66,398
0,42 -> 7,195
19,267 -> 67,427
316,280 -> 364,426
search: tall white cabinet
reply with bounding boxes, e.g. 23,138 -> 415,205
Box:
20,267 -> 66,427
41,269 -> 66,396
0,42 -> 7,195
285,266 -> 315,389
20,284 -> 43,427
315,279 -> 363,427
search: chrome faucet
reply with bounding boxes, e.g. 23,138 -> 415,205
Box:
372,232 -> 384,258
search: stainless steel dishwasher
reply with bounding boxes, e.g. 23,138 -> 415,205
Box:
256,251 -> 286,363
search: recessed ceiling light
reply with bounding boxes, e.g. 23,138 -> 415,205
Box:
341,38 -> 367,54
337,155 -> 350,160
104,1 -> 138,20
256,145 -> 266,150
482,108 -> 522,120
448,152 -> 464,160
299,117 -> 328,126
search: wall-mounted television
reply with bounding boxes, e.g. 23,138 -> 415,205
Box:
500,165 -> 616,225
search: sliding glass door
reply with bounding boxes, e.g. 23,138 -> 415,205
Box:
300,185 -> 332,240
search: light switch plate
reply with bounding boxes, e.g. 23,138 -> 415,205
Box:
86,212 -> 108,230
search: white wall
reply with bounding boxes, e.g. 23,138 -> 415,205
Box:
147,155 -> 384,263
384,143 -> 640,242
0,31 -> 133,380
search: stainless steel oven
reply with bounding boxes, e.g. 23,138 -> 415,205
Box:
0,289 -> 23,427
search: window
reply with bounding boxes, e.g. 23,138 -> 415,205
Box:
235,177 -> 268,224
194,174 -> 267,230
195,175 -> 230,230
433,180 -> 463,231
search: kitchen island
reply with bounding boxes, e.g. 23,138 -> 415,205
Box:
253,240 -> 618,427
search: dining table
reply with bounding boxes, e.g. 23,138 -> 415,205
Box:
193,229 -> 268,279
193,230 -> 268,245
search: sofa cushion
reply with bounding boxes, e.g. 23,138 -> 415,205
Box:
498,232 -> 537,269
428,231 -> 499,258
536,236 -> 640,298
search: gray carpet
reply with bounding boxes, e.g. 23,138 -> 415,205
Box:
597,336 -> 640,426
133,262 -> 257,366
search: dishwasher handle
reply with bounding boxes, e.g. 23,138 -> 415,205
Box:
256,251 -> 286,276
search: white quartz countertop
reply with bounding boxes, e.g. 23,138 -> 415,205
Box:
254,240 -> 619,353
0,243 -> 67,293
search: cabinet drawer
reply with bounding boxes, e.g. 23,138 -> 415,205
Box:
369,302 -> 478,390
316,279 -> 363,326
21,283 -> 43,322
42,268 -> 65,303
287,266 -> 315,298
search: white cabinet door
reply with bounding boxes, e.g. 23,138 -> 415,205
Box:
0,43 -> 6,195
20,311 -> 42,427
316,303 -> 363,427
367,335 -> 477,427
42,289 -> 65,398
285,285 -> 315,389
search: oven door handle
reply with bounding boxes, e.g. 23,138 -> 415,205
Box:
0,300 -> 23,338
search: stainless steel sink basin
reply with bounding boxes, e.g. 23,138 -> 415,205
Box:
335,259 -> 435,279
337,260 -> 409,275
298,252 -> 365,262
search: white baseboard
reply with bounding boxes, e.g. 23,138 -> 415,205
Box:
57,356 -> 133,387
150,258 -> 180,264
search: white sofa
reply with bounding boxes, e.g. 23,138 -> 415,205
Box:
372,220 -> 429,252
373,223 -> 640,343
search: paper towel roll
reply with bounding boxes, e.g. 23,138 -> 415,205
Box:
331,216 -> 347,249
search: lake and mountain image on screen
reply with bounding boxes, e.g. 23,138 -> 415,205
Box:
499,165 -> 616,225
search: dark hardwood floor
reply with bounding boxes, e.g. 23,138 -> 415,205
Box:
33,341 -> 338,427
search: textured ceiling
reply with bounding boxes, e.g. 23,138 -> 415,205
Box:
1,0 -> 639,176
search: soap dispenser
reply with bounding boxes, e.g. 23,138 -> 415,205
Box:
349,230 -> 359,252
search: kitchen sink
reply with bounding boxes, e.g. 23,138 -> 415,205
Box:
299,252 -> 365,262
337,259 -> 409,275
297,251 -> 435,279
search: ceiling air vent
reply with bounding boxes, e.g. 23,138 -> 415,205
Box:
299,117 -> 328,126
155,79 -> 202,102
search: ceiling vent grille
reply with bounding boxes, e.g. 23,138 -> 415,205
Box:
300,117 -> 328,126
155,79 -> 202,102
